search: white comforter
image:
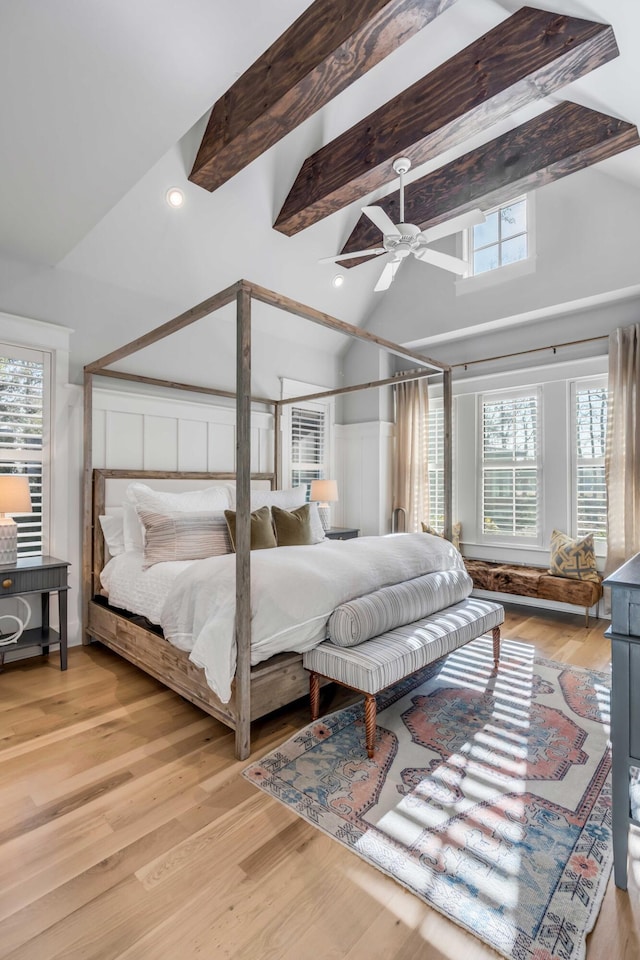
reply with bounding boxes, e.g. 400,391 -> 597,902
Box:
161,533 -> 463,703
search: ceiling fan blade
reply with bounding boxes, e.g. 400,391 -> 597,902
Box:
362,205 -> 399,237
374,258 -> 401,292
414,247 -> 469,275
318,247 -> 385,264
420,209 -> 485,243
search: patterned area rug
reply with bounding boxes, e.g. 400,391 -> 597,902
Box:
244,637 -> 612,960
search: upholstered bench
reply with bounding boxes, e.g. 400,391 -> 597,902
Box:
303,596 -> 504,758
464,558 -> 602,626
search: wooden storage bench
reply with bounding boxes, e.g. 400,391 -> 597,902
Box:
464,558 -> 602,626
303,596 -> 504,758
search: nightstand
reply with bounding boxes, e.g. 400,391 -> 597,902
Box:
0,556 -> 70,671
325,527 -> 359,541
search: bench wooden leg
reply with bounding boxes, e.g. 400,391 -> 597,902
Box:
364,694 -> 377,759
310,671 -> 320,721
492,626 -> 501,669
585,607 -> 589,629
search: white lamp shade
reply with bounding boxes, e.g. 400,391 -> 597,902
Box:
310,479 -> 338,503
0,475 -> 31,515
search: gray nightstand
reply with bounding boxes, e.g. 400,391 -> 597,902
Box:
325,527 -> 359,541
0,555 -> 70,671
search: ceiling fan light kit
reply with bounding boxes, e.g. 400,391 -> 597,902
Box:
320,156 -> 483,290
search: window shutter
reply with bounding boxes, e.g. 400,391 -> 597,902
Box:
575,385 -> 607,540
428,402 -> 444,527
482,393 -> 539,538
0,355 -> 44,555
290,406 -> 326,493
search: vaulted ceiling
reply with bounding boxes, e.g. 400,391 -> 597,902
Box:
0,0 -> 638,373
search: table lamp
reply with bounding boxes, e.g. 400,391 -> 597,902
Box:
310,479 -> 338,531
0,476 -> 32,563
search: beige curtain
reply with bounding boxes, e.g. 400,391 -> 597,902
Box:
393,377 -> 429,533
605,323 -> 640,575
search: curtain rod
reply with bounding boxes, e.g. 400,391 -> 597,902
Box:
453,334 -> 608,370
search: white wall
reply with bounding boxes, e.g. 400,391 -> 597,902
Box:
366,168 -> 640,348
341,168 -> 640,424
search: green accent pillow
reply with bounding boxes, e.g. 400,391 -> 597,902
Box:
272,504 -> 314,546
548,529 -> 600,582
224,505 -> 276,551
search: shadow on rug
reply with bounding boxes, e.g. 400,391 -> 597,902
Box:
243,636 -> 612,960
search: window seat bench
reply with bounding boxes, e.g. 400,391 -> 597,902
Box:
463,558 -> 602,626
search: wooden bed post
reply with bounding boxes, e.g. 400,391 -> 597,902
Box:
235,283 -> 252,760
82,370 -> 94,645
442,368 -> 453,543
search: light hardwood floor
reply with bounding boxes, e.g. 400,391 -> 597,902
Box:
1,604 -> 639,960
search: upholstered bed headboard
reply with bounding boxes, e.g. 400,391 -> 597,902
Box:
91,468 -> 275,598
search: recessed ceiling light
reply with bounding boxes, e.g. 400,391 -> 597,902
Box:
332,274 -> 345,288
166,187 -> 184,208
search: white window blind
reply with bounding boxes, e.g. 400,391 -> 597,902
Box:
574,382 -> 607,540
481,392 -> 539,538
428,401 -> 444,528
290,405 -> 326,494
0,350 -> 46,555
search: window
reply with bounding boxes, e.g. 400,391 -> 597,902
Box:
290,404 -> 328,495
0,346 -> 48,555
281,379 -> 334,500
427,400 -> 444,528
471,197 -> 528,275
573,379 -> 607,540
481,390 -> 539,539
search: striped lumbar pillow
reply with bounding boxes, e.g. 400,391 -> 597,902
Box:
137,509 -> 232,569
327,568 -> 473,647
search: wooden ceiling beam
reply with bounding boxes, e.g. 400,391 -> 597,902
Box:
274,7 -> 618,236
189,0 -> 459,192
338,103 -> 640,266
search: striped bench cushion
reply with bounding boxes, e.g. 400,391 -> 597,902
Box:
304,597 -> 504,694
328,568 -> 472,647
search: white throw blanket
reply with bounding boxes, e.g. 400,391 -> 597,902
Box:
161,533 -> 463,703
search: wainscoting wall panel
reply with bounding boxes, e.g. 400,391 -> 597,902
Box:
93,388 -> 274,475
335,421 -> 395,536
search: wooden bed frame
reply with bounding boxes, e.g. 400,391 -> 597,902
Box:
83,280 -> 452,759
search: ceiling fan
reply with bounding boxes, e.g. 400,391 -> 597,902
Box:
320,158 -> 485,291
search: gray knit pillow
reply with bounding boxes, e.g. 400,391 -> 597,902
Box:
328,568 -> 473,647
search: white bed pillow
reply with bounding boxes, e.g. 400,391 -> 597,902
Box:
126,482 -> 233,513
306,501 -> 326,544
99,513 -> 125,558
247,486 -> 306,511
122,501 -> 144,553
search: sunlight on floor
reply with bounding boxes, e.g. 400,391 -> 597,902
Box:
354,636 -> 540,940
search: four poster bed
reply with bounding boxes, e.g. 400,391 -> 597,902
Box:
83,280 -> 454,759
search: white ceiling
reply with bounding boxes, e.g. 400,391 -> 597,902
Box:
0,0 -> 639,357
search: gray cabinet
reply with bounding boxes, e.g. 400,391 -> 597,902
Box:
603,552 -> 640,890
0,555 -> 69,671
325,527 -> 359,541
